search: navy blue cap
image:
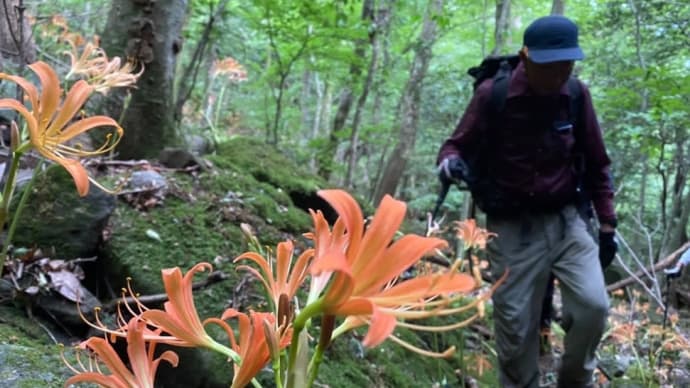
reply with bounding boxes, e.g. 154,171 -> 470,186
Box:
523,16 -> 584,63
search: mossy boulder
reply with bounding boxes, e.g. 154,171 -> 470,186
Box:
0,306 -> 70,387
12,165 -> 116,259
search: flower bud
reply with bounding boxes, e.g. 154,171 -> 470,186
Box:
10,120 -> 19,152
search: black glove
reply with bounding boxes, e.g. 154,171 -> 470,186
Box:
598,231 -> 618,269
438,157 -> 465,186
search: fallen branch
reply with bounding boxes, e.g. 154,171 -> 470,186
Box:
606,241 -> 690,292
102,270 -> 228,312
85,159 -> 202,173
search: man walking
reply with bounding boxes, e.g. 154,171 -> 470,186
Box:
437,16 -> 616,388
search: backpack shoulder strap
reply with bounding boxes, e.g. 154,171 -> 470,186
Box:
488,59 -> 514,115
567,77 -> 584,127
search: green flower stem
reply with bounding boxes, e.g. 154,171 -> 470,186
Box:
306,342 -> 326,388
208,340 -> 241,365
0,150 -> 24,272
2,158 -> 40,262
272,353 -> 283,388
286,300 -> 324,388
306,314 -> 334,387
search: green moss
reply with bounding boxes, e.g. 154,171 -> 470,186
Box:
0,307 -> 69,387
211,137 -> 326,194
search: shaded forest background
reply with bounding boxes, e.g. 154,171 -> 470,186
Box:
1,0 -> 689,283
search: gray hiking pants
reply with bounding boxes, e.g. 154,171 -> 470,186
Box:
487,205 -> 609,388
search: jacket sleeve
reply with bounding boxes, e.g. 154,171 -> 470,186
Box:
436,80 -> 491,165
578,82 -> 617,225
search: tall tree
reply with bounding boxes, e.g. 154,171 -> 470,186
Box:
173,0 -> 230,125
317,0 -> 375,180
551,0 -> 565,16
100,0 -> 188,159
344,0 -> 388,188
373,0 -> 443,204
491,0 -> 511,55
0,0 -> 34,70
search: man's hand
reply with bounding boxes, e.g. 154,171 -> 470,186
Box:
438,157 -> 464,186
599,230 -> 617,269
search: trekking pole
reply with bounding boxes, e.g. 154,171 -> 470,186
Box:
657,264 -> 684,369
431,179 -> 451,225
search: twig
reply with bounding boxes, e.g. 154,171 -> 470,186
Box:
84,158 -> 202,173
607,241 -> 690,292
102,270 -> 228,312
31,315 -> 58,345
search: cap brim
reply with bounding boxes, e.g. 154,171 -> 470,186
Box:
528,47 -> 584,63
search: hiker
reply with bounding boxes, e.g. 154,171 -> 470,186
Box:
437,15 -> 616,388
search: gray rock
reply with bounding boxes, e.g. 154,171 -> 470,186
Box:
128,170 -> 168,192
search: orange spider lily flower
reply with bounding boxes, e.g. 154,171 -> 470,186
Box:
0,61 -> 122,196
138,263 -> 237,355
79,264 -> 239,365
308,190 -> 477,353
221,308 -> 291,388
64,39 -> 108,78
63,318 -> 178,388
454,218 -> 496,251
88,56 -> 143,94
64,39 -> 143,94
212,57 -> 248,81
235,240 -> 313,315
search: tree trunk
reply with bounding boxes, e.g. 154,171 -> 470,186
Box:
174,0 -> 230,124
0,0 -> 35,71
551,0 -> 566,15
317,0 -> 375,180
344,0 -> 382,189
491,0 -> 511,56
101,0 -> 187,159
373,0 -> 443,204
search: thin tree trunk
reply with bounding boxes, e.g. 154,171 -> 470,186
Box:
317,0 -> 375,180
265,17 -> 309,145
344,0 -> 379,189
0,0 -> 34,71
491,0 -> 511,56
551,0 -> 565,15
174,0 -> 230,124
300,69 -> 313,136
373,0 -> 444,204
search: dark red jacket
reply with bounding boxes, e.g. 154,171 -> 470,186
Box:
437,61 -> 616,224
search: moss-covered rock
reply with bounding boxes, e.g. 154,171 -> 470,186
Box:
12,165 -> 116,259
0,306 -> 71,387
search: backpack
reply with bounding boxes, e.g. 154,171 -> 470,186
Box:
460,55 -> 589,218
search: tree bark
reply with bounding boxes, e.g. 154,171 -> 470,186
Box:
344,0 -> 382,189
373,0 -> 443,204
174,0 -> 230,124
550,0 -> 566,15
317,0 -> 375,180
491,0 -> 511,56
101,0 -> 188,159
0,0 -> 35,70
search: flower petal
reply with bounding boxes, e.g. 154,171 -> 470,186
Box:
362,308 -> 397,348
29,61 -> 61,125
317,189 -> 364,264
355,235 -> 447,295
53,158 -> 90,196
58,115 -> 122,143
351,194 -> 407,274
46,80 -> 94,137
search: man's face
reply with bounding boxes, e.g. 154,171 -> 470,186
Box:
523,57 -> 574,96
